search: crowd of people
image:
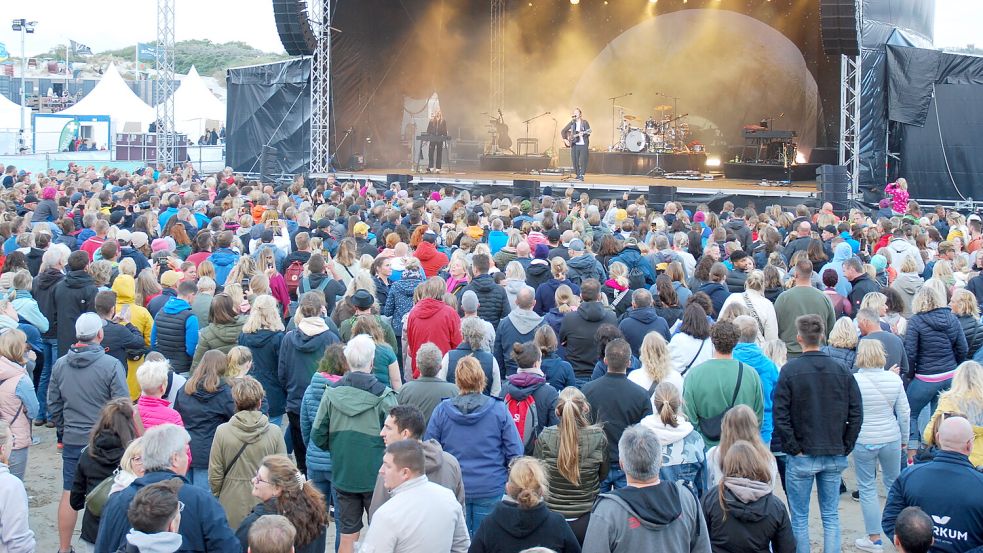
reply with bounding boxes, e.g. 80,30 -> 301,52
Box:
0,164 -> 979,553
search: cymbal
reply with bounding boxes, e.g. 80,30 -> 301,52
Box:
623,115 -> 638,120
653,105 -> 673,111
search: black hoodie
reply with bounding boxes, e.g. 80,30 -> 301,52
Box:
54,269 -> 98,357
558,301 -> 618,379
700,481 -> 795,553
469,499 -> 582,553
32,267 -> 64,339
69,430 -> 126,542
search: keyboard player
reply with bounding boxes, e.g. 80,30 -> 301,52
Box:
427,109 -> 448,173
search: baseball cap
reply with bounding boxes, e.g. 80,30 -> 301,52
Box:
823,225 -> 837,235
23,194 -> 38,204
130,231 -> 149,249
261,230 -> 275,243
152,238 -> 174,253
547,229 -> 561,242
160,270 -> 181,289
351,289 -> 374,309
354,222 -> 370,235
569,239 -> 585,252
461,290 -> 479,313
75,312 -> 103,341
422,231 -> 437,243
116,229 -> 132,244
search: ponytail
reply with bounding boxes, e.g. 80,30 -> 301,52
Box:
555,387 -> 590,486
652,381 -> 681,428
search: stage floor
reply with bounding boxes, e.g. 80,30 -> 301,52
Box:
325,167 -> 818,199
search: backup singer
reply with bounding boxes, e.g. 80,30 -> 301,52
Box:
427,110 -> 448,173
562,108 -> 591,181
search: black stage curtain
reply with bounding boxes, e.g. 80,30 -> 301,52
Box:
886,46 -> 983,201
226,57 -> 311,175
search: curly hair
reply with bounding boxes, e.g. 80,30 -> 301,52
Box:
261,455 -> 329,547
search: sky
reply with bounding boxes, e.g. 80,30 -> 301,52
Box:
0,0 -> 979,57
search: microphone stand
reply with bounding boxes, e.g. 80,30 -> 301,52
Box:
522,111 -> 551,155
608,92 -> 632,151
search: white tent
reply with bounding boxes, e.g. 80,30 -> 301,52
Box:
0,93 -> 24,130
171,66 -> 226,140
61,63 -> 156,129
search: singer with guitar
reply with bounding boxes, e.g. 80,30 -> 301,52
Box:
561,108 -> 591,181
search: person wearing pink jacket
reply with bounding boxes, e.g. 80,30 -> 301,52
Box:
135,360 -> 191,464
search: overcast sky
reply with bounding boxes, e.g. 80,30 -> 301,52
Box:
0,0 -> 979,57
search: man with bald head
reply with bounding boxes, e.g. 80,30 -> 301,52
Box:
882,416 -> 983,553
782,220 -> 816,264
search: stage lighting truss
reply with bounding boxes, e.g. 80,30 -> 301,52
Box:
490,0 -> 506,114
156,0 -> 177,169
310,0 -> 331,174
839,53 -> 861,198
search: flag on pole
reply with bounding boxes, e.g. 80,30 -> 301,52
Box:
70,40 -> 93,57
0,43 -> 8,63
137,43 -> 158,63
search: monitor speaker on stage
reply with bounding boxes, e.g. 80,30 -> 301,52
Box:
386,174 -> 412,188
809,147 -> 838,165
647,185 -> 677,209
817,165 -> 850,212
514,179 -> 540,199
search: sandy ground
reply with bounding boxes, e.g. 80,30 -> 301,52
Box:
24,424 -> 894,552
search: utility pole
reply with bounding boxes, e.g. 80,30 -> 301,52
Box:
11,19 -> 37,153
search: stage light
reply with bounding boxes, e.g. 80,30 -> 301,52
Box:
570,0 -> 579,4
706,157 -> 721,168
649,0 -> 657,3
795,152 -> 807,164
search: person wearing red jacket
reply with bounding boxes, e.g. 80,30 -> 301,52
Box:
413,232 -> 448,278
406,277 -> 462,379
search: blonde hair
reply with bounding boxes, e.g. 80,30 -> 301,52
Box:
136,360 -> 170,392
900,255 -> 918,274
932,259 -> 954,282
717,405 -> 771,471
550,257 -> 568,278
951,289 -> 981,318
118,257 -> 137,277
855,339 -> 886,369
639,333 -> 672,384
860,292 -> 887,314
506,457 -> 548,509
763,339 -> 787,368
652,381 -> 682,428
242,295 -> 285,333
226,346 -> 254,378
912,286 -> 945,313
555,387 -> 592,486
554,285 -> 576,314
942,361 -> 983,425
120,437 -> 145,475
744,270 -> 764,293
0,328 -> 26,364
608,261 -> 628,287
505,261 -> 525,281
828,317 -> 859,349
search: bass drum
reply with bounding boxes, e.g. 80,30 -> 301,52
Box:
625,129 -> 648,153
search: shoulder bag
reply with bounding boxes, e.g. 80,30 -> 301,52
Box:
698,362 -> 744,442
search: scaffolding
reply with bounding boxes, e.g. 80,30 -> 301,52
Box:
155,0 -> 177,169
839,54 -> 861,198
310,0 -> 331,174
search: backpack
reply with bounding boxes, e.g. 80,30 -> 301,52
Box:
627,265 -> 647,290
506,393 -> 539,452
284,261 -> 305,297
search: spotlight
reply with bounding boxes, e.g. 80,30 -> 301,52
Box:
795,152 -> 807,164
570,0 -> 579,4
649,0 -> 657,3
706,157 -> 721,168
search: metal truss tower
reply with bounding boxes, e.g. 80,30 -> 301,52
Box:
839,54 -> 862,198
310,0 -> 331,174
155,0 -> 177,169
490,0 -> 506,113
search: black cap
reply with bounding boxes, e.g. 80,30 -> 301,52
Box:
422,231 -> 437,243
261,229 -> 275,243
347,204 -> 360,214
351,289 -> 374,309
547,228 -> 561,242
823,225 -> 837,234
109,210 -> 124,225
317,218 -> 331,229
23,194 -> 38,204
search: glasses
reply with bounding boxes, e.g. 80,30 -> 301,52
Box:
252,474 -> 270,485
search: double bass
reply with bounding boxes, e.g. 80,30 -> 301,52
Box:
493,109 -> 512,151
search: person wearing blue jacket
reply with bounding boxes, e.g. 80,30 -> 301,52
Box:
819,242 -> 855,298
425,357 -> 523,536
238,296 -> 287,424
534,325 -> 577,392
618,290 -> 670,357
209,231 -> 240,287
697,263 -> 731,317
534,257 -> 580,315
882,417 -> 983,553
731,316 -> 780,445
94,424 -> 240,553
610,239 -> 656,287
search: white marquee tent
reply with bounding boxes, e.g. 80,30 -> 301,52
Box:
0,93 -> 23,130
60,63 -> 156,129
170,66 -> 226,140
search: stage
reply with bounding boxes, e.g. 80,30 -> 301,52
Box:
323,167 -> 819,206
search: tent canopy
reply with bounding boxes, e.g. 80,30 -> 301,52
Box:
61,63 -> 156,128
0,93 -> 23,130
171,66 -> 226,140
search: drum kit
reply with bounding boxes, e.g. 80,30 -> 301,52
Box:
613,105 -> 692,154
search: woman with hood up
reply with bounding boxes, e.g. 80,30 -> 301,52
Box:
700,441 -> 795,553
818,241 -> 855,298
111,274 -> 153,399
640,381 -> 706,494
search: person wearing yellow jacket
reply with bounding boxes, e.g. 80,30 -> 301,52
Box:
112,274 -> 153,399
922,360 -> 983,467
